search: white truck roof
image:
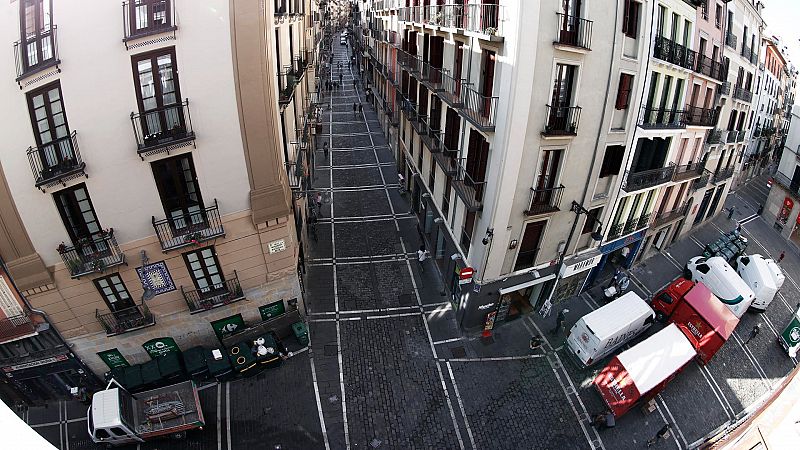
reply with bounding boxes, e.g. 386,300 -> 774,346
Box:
617,324 -> 696,394
581,291 -> 653,340
91,388 -> 125,430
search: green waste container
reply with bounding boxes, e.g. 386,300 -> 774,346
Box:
183,346 -> 209,379
157,352 -> 185,382
140,359 -> 161,388
292,321 -> 309,346
207,348 -> 234,381
123,365 -> 143,392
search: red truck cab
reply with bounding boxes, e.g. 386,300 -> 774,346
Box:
651,278 -> 694,321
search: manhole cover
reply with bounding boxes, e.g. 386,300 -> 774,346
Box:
370,438 -> 382,448
450,346 -> 466,358
325,344 -> 339,357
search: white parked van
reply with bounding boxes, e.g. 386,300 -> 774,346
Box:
686,256 -> 755,318
736,254 -> 785,312
566,291 -> 655,367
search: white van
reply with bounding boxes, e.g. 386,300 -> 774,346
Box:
736,254 -> 785,312
686,256 -> 755,317
566,291 -> 655,367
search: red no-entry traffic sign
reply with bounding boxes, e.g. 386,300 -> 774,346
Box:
459,267 -> 474,281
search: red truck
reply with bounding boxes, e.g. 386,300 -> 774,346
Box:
651,279 -> 739,364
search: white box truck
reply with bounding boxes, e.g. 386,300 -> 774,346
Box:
736,254 -> 785,312
566,291 -> 656,367
685,256 -> 755,318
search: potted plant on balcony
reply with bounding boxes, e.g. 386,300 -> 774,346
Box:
484,27 -> 498,36
185,231 -> 203,246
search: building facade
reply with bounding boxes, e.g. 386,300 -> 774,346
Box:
0,0 -> 319,379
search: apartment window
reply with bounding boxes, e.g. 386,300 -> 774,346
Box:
127,0 -> 171,37
534,149 -> 563,192
715,4 -> 722,28
428,153 -> 436,189
670,13 -> 679,42
442,176 -> 452,219
599,145 -> 625,178
701,0 -> 708,20
683,19 -> 691,47
54,184 -> 104,252
615,73 -> 634,110
582,208 -> 603,234
514,221 -> 546,271
183,247 -> 225,294
151,154 -> 205,228
94,274 -> 134,312
622,0 -> 640,38
460,211 -> 476,253
26,81 -> 75,173
19,0 -> 55,72
656,5 -> 666,36
699,38 -> 707,58
131,47 -> 185,141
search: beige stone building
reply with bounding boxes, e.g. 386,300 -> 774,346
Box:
0,0 -> 319,376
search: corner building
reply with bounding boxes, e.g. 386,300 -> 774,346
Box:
0,0 -> 319,377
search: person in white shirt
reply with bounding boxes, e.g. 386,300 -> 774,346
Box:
417,245 -> 430,273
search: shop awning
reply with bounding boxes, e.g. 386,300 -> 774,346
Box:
498,274 -> 556,295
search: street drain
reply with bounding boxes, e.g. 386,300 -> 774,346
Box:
450,346 -> 466,358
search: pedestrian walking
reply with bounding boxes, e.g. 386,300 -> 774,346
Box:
314,191 -> 323,213
323,142 -> 329,160
358,103 -> 363,114
646,424 -> 672,447
727,205 -> 736,220
757,204 -> 764,215
398,172 -> 405,193
778,251 -> 785,263
353,79 -> 357,89
417,245 -> 430,273
339,73 -> 343,84
590,411 -> 615,431
353,102 -> 358,117
529,335 -> 543,351
745,324 -> 761,344
734,221 -> 742,236
550,308 -> 569,335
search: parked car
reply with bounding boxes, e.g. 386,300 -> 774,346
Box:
736,254 -> 785,312
685,256 -> 755,318
340,37 -> 346,45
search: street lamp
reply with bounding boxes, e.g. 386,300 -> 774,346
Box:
538,201 -> 603,317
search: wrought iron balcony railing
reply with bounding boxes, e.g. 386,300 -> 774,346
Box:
524,185 -> 564,216
741,44 -> 753,62
131,99 -> 195,158
607,214 -> 651,240
555,13 -> 593,50
152,199 -> 225,252
438,71 -> 464,107
694,54 -> 727,81
96,302 -> 155,336
673,161 -> 704,182
27,131 -> 86,189
0,309 -> 37,344
421,62 -> 446,92
692,169 -> 712,190
724,130 -> 739,143
684,105 -> 717,127
182,271 -> 245,313
460,84 -> 498,131
433,149 -> 460,175
653,35 -> 696,71
278,67 -> 300,104
712,166 -> 735,184
58,229 -> 126,278
543,105 -> 582,136
639,106 -> 685,129
651,203 -> 689,228
13,25 -> 60,81
452,158 -> 486,212
706,129 -> 722,144
732,86 -> 753,102
725,31 -> 737,50
623,165 -> 676,191
122,0 -> 177,45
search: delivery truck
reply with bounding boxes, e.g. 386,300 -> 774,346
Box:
566,291 -> 655,367
736,254 -> 785,312
685,256 -> 755,318
593,323 -> 697,417
88,379 -> 204,446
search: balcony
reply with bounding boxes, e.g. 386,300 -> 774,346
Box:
724,130 -> 739,143
741,44 -> 753,62
278,67 -> 300,104
433,147 -> 460,175
398,51 -> 421,74
414,4 -> 503,38
27,131 -> 86,189
452,158 -> 486,211
623,165 -> 676,192
182,271 -> 245,313
607,214 -> 652,240
418,119 -> 442,153
692,169 -> 712,190
410,114 -> 428,135
58,230 -> 126,278
639,106 -> 685,129
96,302 -> 155,336
543,105 -> 582,136
420,62 -> 446,92
438,71 -> 464,107
673,161 -> 704,182
122,1 -> 177,48
554,14 -> 593,50
706,129 -> 722,144
712,167 -> 734,184
152,199 -> 225,252
684,106 -> 717,127
524,185 -> 564,216
732,87 -> 753,103
725,31 -> 737,50
13,25 -> 60,81
131,100 -> 195,158
653,35 -> 696,71
651,203 -> 689,228
719,81 -> 731,96
0,309 -> 37,344
460,85 -> 498,131
694,54 -> 727,81
736,130 -> 746,142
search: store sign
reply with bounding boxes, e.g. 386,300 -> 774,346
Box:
259,300 -> 286,320
3,354 -> 68,373
211,314 -> 246,341
560,254 -> 602,278
97,348 -> 130,369
268,239 -> 287,254
142,337 -> 181,359
599,229 -> 647,254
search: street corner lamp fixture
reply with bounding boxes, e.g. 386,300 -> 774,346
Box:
482,228 -> 494,245
590,225 -> 604,242
570,200 -> 604,242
